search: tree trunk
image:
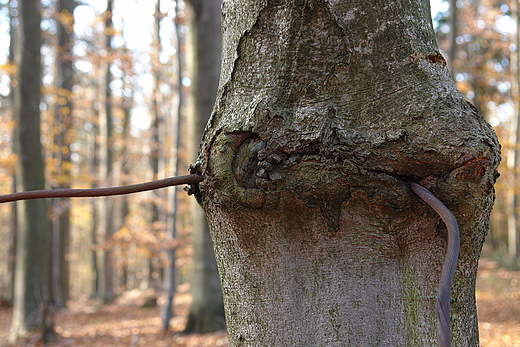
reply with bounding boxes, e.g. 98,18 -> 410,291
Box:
51,0 -> 77,308
88,111 -> 100,294
149,0 -> 164,291
447,0 -> 458,77
119,54 -> 133,291
193,1 -> 500,346
507,0 -> 520,266
183,0 -> 225,333
9,0 -> 49,340
161,0 -> 180,331
8,178 -> 17,307
96,0 -> 115,301
7,0 -> 18,307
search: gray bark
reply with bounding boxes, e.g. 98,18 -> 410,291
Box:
183,0 -> 225,333
9,0 -> 49,340
193,1 -> 500,346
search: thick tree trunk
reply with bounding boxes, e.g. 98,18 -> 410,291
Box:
183,0 -> 225,333
9,0 -> 49,340
193,1 -> 500,346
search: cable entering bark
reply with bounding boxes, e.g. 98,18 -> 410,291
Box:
0,174 -> 204,203
410,182 -> 460,347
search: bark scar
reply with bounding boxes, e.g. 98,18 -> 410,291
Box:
409,50 -> 447,66
211,131 -> 266,209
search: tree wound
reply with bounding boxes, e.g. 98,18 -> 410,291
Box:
209,131 -> 267,209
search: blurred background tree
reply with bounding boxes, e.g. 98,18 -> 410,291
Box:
8,0 -> 49,341
182,0 -> 224,333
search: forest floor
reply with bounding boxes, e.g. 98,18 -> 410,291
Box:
0,259 -> 519,347
477,258 -> 520,347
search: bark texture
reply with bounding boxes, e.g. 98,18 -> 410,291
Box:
194,1 -> 500,346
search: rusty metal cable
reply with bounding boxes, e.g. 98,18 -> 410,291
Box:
410,182 -> 460,347
0,174 -> 204,203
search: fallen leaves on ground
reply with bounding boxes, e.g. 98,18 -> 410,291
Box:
0,287 -> 227,347
477,259 -> 520,347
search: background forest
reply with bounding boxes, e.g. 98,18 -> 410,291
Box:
0,0 -> 519,346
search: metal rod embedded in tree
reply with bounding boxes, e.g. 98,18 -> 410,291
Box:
409,182 -> 460,347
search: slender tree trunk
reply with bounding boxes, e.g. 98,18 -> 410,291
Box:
194,1 -> 500,346
119,55 -> 133,291
8,177 -> 17,306
161,123 -> 180,330
508,0 -> 520,266
42,227 -> 56,342
8,0 -> 17,307
9,0 -> 50,340
448,0 -> 458,77
51,0 -> 77,309
161,0 -> 182,330
148,0 -> 164,291
88,111 -> 100,294
183,0 -> 225,333
96,0 -> 115,301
